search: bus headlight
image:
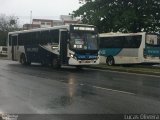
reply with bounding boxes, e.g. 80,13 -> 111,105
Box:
69,53 -> 77,59
70,54 -> 74,58
51,46 -> 58,50
69,53 -> 74,58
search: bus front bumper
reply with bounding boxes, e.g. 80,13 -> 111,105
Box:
68,58 -> 99,65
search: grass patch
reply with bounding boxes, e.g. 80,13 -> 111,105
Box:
89,64 -> 160,75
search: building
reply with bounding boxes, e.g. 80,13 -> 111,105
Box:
52,20 -> 63,26
23,24 -> 40,30
32,19 -> 53,28
23,15 -> 80,30
60,15 -> 80,25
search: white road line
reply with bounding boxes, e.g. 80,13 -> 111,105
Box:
91,85 -> 136,95
86,68 -> 160,78
79,83 -> 136,95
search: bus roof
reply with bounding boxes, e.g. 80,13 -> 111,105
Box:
99,32 -> 146,37
9,25 -> 69,35
9,24 -> 95,35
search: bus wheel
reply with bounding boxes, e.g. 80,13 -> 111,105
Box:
41,61 -> 47,66
26,61 -> 31,65
52,58 -> 61,69
106,56 -> 115,66
20,54 -> 27,65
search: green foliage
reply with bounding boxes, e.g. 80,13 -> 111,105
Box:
0,14 -> 19,45
73,0 -> 160,33
0,31 -> 7,46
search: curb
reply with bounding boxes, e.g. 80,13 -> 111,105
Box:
87,66 -> 160,76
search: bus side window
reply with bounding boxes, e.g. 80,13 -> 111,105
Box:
31,32 -> 38,45
113,36 -> 124,48
158,36 -> 160,45
50,30 -> 59,44
39,31 -> 50,45
11,36 -> 18,46
36,32 -> 40,44
124,36 -> 132,48
124,36 -> 142,48
18,34 -> 22,45
9,35 -> 12,46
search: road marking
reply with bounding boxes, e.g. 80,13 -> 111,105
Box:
79,83 -> 136,95
80,83 -> 84,86
86,68 -> 160,78
90,85 -> 136,95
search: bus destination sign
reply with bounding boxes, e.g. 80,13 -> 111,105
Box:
74,27 -> 95,31
71,26 -> 95,32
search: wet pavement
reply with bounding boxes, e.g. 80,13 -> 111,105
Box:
0,60 -> 160,114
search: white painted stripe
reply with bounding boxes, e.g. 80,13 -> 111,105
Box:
79,83 -> 136,95
92,85 -> 136,95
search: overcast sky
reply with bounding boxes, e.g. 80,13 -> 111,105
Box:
0,0 -> 81,25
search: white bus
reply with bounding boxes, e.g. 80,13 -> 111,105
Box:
7,24 -> 99,68
0,46 -> 7,56
99,32 -> 160,65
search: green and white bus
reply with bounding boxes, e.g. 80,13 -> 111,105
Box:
7,24 -> 99,68
99,32 -> 160,65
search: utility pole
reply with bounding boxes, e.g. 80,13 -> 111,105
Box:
30,10 -> 32,29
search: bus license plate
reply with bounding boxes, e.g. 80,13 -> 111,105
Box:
82,60 -> 91,63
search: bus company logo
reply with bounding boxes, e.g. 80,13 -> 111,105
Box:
27,48 -> 38,52
99,50 -> 106,55
148,50 -> 159,54
88,55 -> 97,59
1,114 -> 18,120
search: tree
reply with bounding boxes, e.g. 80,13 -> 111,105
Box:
73,0 -> 160,33
0,14 -> 19,45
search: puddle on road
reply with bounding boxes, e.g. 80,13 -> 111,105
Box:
47,84 -> 97,109
48,96 -> 73,109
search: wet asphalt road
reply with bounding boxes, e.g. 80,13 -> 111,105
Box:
0,59 -> 160,114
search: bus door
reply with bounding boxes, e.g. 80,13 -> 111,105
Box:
11,35 -> 18,60
59,30 -> 68,65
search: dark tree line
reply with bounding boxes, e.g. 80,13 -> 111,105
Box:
73,0 -> 160,33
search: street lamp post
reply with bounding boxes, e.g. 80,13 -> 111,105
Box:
30,11 -> 32,29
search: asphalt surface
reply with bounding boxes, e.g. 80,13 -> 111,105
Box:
0,59 -> 160,114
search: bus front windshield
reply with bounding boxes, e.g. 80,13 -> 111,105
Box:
70,32 -> 98,50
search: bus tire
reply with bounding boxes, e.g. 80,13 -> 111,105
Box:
41,60 -> 48,66
52,58 -> 61,69
106,56 -> 115,66
26,61 -> 31,65
20,54 -> 27,65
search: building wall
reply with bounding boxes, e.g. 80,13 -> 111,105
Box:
23,15 -> 80,30
32,19 -> 53,28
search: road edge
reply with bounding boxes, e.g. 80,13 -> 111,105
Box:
87,65 -> 160,76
